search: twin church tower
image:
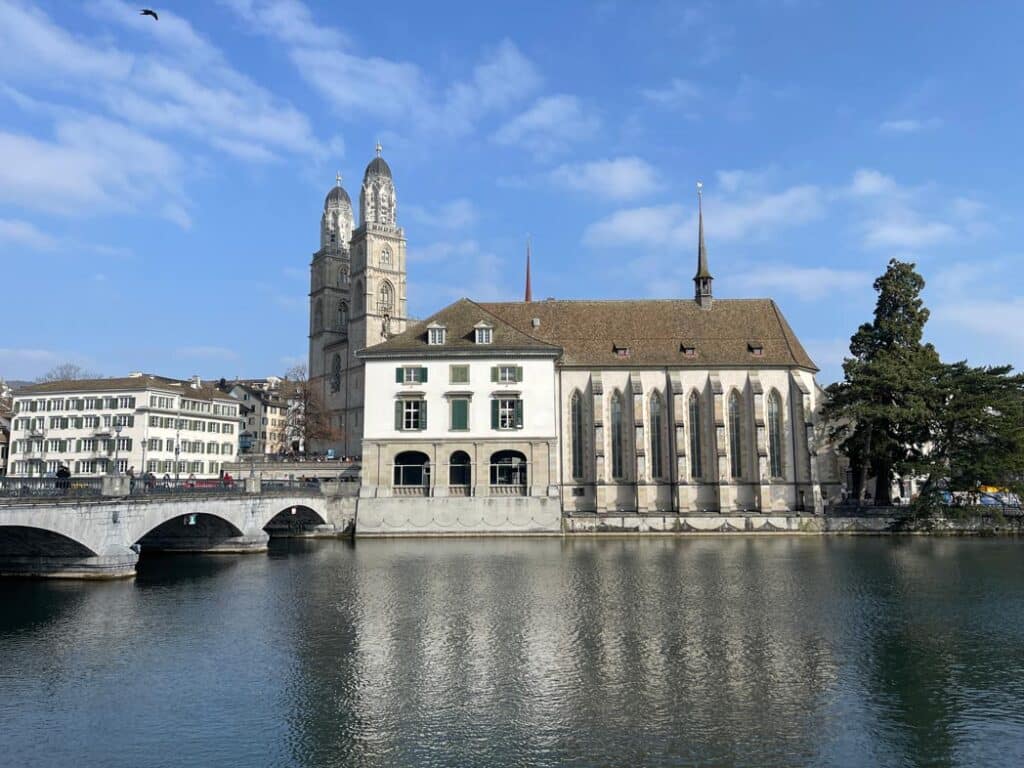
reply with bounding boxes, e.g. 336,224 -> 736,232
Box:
308,145 -> 408,456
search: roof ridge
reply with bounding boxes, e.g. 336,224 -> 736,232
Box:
468,298 -> 558,346
478,297 -> 774,305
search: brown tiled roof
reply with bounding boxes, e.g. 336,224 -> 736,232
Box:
359,298 -> 561,358
479,298 -> 817,370
15,375 -> 238,401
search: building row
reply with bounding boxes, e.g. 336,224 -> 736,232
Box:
304,151 -> 841,514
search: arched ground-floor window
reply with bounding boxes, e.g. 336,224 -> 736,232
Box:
449,450 -> 471,492
490,449 -> 527,492
393,450 -> 430,490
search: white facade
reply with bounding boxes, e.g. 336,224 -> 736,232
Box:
8,375 -> 240,479
364,357 -> 557,440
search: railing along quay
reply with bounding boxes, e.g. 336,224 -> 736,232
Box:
0,477 -> 104,499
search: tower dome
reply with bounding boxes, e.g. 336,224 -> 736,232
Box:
359,142 -> 397,228
321,172 -> 354,250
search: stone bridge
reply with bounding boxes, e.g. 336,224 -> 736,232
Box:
0,488 -> 357,578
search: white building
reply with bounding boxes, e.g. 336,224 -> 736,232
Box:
357,190 -> 841,515
7,374 -> 240,479
359,303 -> 561,496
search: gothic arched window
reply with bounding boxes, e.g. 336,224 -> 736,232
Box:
570,390 -> 584,480
354,281 -> 364,313
338,301 -> 348,330
313,299 -> 323,333
650,391 -> 664,480
380,246 -> 392,268
689,391 -> 702,480
729,390 -> 743,479
330,354 -> 342,393
378,281 -> 394,314
768,390 -> 784,479
611,391 -> 625,480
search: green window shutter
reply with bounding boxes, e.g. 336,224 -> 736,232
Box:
491,366 -> 498,383
451,399 -> 468,430
515,366 -> 523,383
420,367 -> 428,383
491,399 -> 499,429
394,401 -> 403,430
515,399 -> 524,428
420,401 -> 427,430
76,439 -> 82,452
395,367 -> 403,383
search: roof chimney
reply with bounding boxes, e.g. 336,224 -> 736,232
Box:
190,375 -> 202,389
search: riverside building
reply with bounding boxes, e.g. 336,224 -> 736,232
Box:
354,183 -> 841,523
7,374 -> 240,478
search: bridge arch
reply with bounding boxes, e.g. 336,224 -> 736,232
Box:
264,504 -> 328,535
0,525 -> 97,558
134,512 -> 247,553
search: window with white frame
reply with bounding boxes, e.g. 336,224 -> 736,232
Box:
475,325 -> 493,344
497,365 -> 519,384
397,399 -> 426,431
427,325 -> 446,345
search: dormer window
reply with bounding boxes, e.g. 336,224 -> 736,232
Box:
748,342 -> 764,357
474,322 -> 493,345
681,344 -> 697,358
613,344 -> 630,358
427,324 -> 446,345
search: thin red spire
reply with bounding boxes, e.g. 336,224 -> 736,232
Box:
524,237 -> 533,302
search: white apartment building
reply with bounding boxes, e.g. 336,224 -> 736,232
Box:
7,374 -> 240,479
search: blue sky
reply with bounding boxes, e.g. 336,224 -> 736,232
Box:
1,0 -> 1022,384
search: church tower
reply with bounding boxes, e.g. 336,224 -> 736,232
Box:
306,145 -> 408,458
349,142 -> 408,349
309,173 -> 354,388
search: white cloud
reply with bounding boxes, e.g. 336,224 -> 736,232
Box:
863,217 -> 955,250
0,117 -> 187,225
583,204 -> 683,248
0,0 -> 132,82
585,183 -> 825,248
879,118 -> 941,134
407,199 -> 478,230
412,240 -> 483,264
940,298 -> 1024,347
227,2 -> 542,141
734,265 -> 872,299
0,218 -> 56,250
493,94 -> 599,157
846,168 -> 901,198
550,157 -> 660,201
642,78 -> 701,111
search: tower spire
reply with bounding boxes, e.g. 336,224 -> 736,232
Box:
694,180 -> 713,308
524,236 -> 533,302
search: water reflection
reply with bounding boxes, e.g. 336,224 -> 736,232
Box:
1,537 -> 1023,767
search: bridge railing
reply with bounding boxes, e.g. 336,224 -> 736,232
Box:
131,479 -> 248,496
0,477 -> 104,499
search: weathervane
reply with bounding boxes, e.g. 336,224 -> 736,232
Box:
696,179 -> 703,200
336,171 -> 342,187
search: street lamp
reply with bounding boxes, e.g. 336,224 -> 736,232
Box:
113,422 -> 123,476
174,418 -> 182,486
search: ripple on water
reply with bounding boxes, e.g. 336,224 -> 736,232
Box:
1,536 -> 1024,767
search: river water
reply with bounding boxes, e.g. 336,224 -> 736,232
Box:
2,536 -> 1023,767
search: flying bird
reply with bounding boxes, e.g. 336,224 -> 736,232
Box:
140,8 -> 158,20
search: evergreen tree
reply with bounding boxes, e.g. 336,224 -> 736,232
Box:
921,363 -> 1024,502
823,260 -> 940,503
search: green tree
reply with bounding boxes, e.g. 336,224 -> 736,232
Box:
919,363 -> 1024,502
823,260 -> 940,503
